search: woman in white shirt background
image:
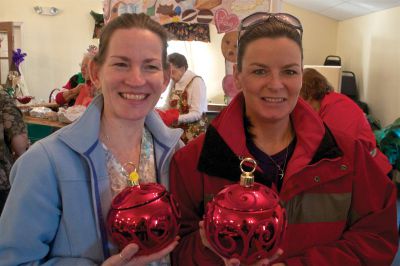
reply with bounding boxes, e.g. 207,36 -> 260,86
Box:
162,52 -> 208,144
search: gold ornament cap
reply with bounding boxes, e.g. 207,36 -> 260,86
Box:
239,158 -> 257,187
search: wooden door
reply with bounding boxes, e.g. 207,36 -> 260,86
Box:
0,22 -> 14,87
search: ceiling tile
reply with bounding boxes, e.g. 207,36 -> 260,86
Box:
320,2 -> 371,20
284,0 -> 345,12
284,0 -> 400,20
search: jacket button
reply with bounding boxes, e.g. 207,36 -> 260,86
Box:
340,164 -> 348,171
314,176 -> 320,182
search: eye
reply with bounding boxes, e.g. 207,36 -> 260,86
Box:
253,69 -> 266,75
145,64 -> 161,71
113,62 -> 128,68
284,69 -> 298,76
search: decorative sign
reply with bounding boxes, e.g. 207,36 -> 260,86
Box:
103,0 -> 271,33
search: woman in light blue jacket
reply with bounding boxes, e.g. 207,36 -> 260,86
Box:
0,13 -> 183,266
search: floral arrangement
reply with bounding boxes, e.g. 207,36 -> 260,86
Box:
12,48 -> 27,73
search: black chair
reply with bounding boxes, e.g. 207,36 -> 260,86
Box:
341,71 -> 358,101
324,55 -> 341,66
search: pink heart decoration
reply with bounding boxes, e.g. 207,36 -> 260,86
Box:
214,8 -> 240,33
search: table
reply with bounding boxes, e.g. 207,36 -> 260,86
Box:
23,115 -> 67,129
17,102 -> 59,110
23,115 -> 68,143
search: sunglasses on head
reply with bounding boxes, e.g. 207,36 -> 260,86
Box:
238,12 -> 303,43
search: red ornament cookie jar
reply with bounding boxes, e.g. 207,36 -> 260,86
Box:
107,180 -> 180,256
204,158 -> 287,264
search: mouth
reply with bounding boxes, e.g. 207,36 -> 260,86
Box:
120,92 -> 148,101
261,97 -> 286,103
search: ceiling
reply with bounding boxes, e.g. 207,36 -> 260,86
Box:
283,0 -> 400,21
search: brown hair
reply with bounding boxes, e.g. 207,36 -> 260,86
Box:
167,53 -> 188,70
300,68 -> 333,100
93,13 -> 169,69
237,18 -> 303,72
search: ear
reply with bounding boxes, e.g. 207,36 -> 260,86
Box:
233,64 -> 242,91
161,65 -> 171,93
89,59 -> 101,89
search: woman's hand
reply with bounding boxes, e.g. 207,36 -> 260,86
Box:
199,221 -> 283,266
102,236 -> 179,266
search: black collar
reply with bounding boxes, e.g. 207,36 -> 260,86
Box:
197,124 -> 343,183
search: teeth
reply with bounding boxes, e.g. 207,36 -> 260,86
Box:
263,97 -> 285,103
121,93 -> 146,100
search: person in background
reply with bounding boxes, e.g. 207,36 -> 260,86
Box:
73,47 -> 99,107
169,12 -> 398,265
160,52 -> 208,143
0,13 -> 183,265
0,90 -> 28,216
300,67 -> 392,175
55,48 -> 95,107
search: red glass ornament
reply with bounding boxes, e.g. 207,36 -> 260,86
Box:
204,158 -> 286,264
107,182 -> 180,255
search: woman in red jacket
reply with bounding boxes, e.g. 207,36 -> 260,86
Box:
169,12 -> 398,265
300,67 -> 392,175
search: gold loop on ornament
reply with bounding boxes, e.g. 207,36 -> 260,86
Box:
239,157 -> 257,174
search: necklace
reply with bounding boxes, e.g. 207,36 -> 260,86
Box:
266,146 -> 289,180
123,162 -> 140,186
100,132 -> 141,186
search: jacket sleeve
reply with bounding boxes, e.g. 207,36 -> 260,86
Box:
0,143 -> 99,266
169,149 -> 224,266
283,140 -> 398,266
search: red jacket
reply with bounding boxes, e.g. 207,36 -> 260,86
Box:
170,93 -> 398,265
319,92 -> 392,174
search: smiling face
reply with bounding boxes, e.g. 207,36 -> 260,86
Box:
90,28 -> 170,123
234,37 -> 303,126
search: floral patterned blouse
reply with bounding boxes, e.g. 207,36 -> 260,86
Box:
0,90 -> 27,190
102,126 -> 156,197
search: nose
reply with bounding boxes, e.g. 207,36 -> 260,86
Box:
125,66 -> 145,86
267,72 -> 284,91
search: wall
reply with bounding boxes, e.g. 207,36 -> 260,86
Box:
283,3 -> 339,65
0,0 -> 102,102
336,7 -> 400,127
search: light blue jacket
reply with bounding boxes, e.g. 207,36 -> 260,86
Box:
0,95 -> 183,265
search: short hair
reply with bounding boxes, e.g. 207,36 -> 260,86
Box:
300,68 -> 333,100
93,13 -> 169,69
167,53 -> 188,70
237,18 -> 303,72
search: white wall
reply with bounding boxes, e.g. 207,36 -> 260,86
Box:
283,3 -> 338,65
0,0 -> 102,102
336,7 -> 400,127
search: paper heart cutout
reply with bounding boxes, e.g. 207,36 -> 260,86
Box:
214,8 -> 240,34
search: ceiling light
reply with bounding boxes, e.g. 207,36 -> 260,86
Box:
33,6 -> 43,15
33,6 -> 61,16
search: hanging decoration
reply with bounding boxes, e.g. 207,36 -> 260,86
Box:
103,0 -> 270,31
164,22 -> 210,42
90,10 -> 105,39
